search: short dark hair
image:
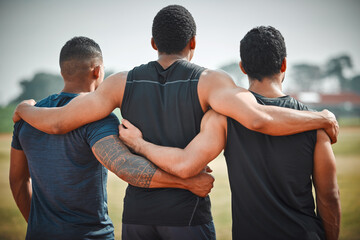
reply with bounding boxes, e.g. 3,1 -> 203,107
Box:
240,26 -> 287,81
152,5 -> 196,54
59,36 -> 102,69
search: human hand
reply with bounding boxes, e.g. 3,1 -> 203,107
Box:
119,119 -> 144,153
204,165 -> 213,173
186,172 -> 215,198
321,110 -> 339,144
12,99 -> 36,123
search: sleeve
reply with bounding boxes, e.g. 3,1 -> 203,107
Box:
86,113 -> 120,147
11,121 -> 24,150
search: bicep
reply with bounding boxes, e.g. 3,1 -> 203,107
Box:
92,135 -> 157,188
183,111 -> 226,171
10,148 -> 30,182
313,130 -> 338,193
211,87 -> 267,130
46,73 -> 125,133
201,71 -> 266,131
60,78 -> 122,130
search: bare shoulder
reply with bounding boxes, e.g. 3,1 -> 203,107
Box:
198,69 -> 237,110
200,69 -> 235,87
105,71 -> 129,83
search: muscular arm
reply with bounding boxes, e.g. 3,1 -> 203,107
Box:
13,72 -> 127,134
9,148 -> 32,222
313,130 -> 341,240
198,70 -> 339,143
119,110 -> 227,179
91,135 -> 214,197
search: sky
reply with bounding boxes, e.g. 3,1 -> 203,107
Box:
1,0 -> 359,105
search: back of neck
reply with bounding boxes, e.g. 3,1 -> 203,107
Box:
248,78 -> 285,98
62,80 -> 95,94
157,53 -> 189,69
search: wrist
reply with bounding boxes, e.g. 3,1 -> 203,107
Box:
136,139 -> 149,155
179,177 -> 191,190
317,111 -> 330,128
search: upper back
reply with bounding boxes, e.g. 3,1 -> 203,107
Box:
12,93 -> 117,239
120,60 -> 212,226
224,92 -> 324,239
121,60 -> 205,148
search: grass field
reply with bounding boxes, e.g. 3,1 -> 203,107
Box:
0,127 -> 359,239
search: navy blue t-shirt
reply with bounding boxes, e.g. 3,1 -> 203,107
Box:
11,92 -> 119,240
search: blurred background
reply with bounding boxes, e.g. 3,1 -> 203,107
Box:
0,0 -> 359,239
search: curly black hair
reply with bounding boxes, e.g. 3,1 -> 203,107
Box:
152,5 -> 196,54
59,36 -> 102,66
240,26 -> 287,81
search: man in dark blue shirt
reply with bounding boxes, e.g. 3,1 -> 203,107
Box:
9,37 -> 214,240
118,26 -> 341,240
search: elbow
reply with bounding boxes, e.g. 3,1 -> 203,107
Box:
175,165 -> 200,179
49,122 -> 67,134
248,115 -> 272,132
177,170 -> 196,179
9,176 -> 16,191
318,188 -> 341,209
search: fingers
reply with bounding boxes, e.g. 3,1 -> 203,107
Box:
28,99 -> 36,106
21,99 -> 36,106
322,109 -> 339,144
121,119 -> 135,129
12,112 -> 21,123
205,166 -> 213,173
118,124 -> 128,140
118,124 -> 126,133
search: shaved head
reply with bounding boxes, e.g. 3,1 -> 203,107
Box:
59,37 -> 103,79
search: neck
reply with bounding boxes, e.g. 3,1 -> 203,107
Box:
62,79 -> 96,94
248,75 -> 285,98
157,52 -> 190,69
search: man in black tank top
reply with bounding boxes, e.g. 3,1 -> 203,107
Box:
119,26 -> 341,240
14,6 -> 340,240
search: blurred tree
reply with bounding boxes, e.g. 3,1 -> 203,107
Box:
10,72 -> 63,104
325,54 -> 353,90
9,70 -> 114,105
219,62 -> 246,87
349,75 -> 360,95
291,64 -> 322,91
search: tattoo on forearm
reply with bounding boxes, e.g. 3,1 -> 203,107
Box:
93,135 -> 157,188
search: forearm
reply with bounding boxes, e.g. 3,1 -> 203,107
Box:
10,178 -> 32,222
150,168 -> 191,189
9,148 -> 32,222
138,140 -> 202,179
317,193 -> 341,240
208,87 -> 337,142
249,105 -> 330,135
15,104 -> 66,134
93,135 -> 198,188
15,93 -> 117,134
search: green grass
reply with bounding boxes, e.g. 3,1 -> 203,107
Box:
0,127 -> 359,239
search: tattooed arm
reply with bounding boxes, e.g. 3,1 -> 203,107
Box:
91,135 -> 214,196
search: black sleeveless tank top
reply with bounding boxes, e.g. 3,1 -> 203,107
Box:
224,92 -> 325,240
121,60 -> 212,226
